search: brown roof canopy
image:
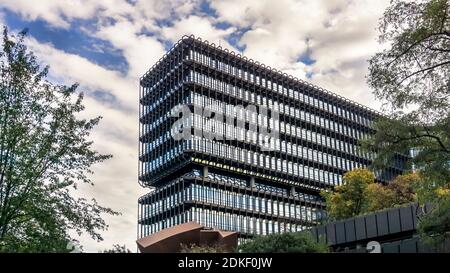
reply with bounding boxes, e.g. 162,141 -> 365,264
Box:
136,221 -> 238,253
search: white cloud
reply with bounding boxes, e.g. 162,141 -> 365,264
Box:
95,19 -> 166,78
160,15 -> 237,51
0,0 -> 100,28
210,0 -> 390,107
26,38 -> 137,111
134,0 -> 199,21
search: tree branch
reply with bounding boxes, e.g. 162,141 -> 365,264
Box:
423,126 -> 449,153
396,60 -> 450,86
385,130 -> 449,154
387,32 -> 450,66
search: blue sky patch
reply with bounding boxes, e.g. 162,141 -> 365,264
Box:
297,52 -> 316,66
2,9 -> 129,74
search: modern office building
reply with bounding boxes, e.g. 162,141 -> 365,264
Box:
138,35 -> 407,242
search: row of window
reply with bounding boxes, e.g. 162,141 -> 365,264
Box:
187,51 -> 374,127
187,133 -> 363,173
187,184 -> 322,220
142,110 -> 376,166
143,143 -> 185,174
141,95 -> 191,134
141,181 -> 322,220
142,130 -> 395,183
140,213 -> 186,237
140,208 -> 312,237
205,171 -> 248,188
187,169 -> 320,202
254,182 -> 288,195
186,112 -> 370,165
142,60 -> 183,100
189,207 -> 313,235
143,130 -> 172,155
188,75 -> 370,140
186,137 -> 344,186
141,78 -> 183,116
140,167 -> 324,217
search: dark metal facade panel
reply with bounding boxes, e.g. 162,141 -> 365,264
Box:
326,223 -> 337,245
376,211 -> 389,236
316,226 -> 326,242
399,238 -> 418,253
354,216 -> 367,241
388,208 -> 401,234
307,204 -> 447,253
365,215 -> 378,239
382,241 -> 400,253
310,228 -> 318,242
400,205 -> 414,232
335,222 -> 346,244
344,219 -> 356,243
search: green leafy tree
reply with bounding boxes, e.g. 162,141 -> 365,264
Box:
368,0 -> 449,122
101,244 -> 132,253
0,27 -> 118,252
417,193 -> 450,247
238,231 -> 329,253
365,0 -> 449,244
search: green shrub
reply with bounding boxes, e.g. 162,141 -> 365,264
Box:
238,231 -> 329,253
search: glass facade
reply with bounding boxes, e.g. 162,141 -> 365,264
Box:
138,170 -> 322,239
138,36 -> 407,240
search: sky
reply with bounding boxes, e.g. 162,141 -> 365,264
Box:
0,0 -> 391,252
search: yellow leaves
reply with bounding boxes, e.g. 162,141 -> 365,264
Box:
435,187 -> 450,198
342,168 -> 375,185
366,183 -> 396,212
323,169 -> 418,221
322,168 -> 377,220
344,200 -> 353,207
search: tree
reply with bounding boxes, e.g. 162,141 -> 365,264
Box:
238,231 -> 329,253
321,169 -> 417,221
386,172 -> 418,204
417,191 -> 450,247
365,0 -> 449,244
0,27 -> 118,252
368,0 -> 449,123
101,244 -> 132,253
365,172 -> 418,212
365,183 -> 396,212
321,168 -> 375,221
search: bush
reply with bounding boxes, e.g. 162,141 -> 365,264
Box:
418,195 -> 450,247
238,231 -> 329,253
180,243 -> 228,253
